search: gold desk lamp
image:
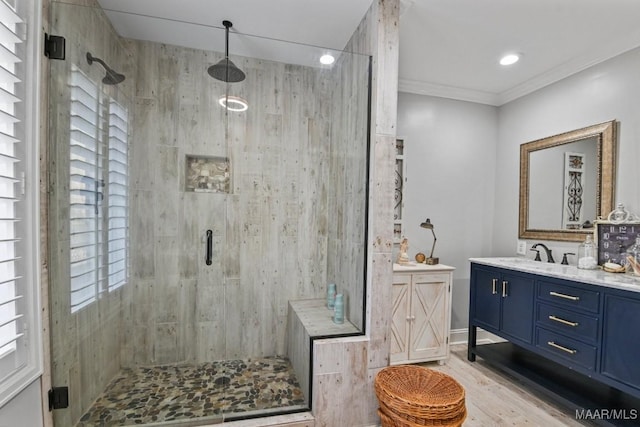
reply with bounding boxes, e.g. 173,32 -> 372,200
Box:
420,218 -> 439,265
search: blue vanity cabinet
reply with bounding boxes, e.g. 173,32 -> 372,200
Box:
469,258 -> 640,417
470,264 -> 535,345
601,289 -> 640,397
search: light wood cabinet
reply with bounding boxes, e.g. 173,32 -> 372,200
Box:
391,263 -> 454,365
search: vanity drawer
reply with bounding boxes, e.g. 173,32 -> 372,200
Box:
538,281 -> 600,313
535,327 -> 597,371
536,303 -> 599,343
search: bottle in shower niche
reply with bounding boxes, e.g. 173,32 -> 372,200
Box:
327,283 -> 336,309
578,235 -> 598,270
333,293 -> 344,324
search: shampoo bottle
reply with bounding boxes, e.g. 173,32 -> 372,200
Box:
333,293 -> 344,324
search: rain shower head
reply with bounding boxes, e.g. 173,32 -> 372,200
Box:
207,20 -> 246,83
86,52 -> 126,85
208,58 -> 245,83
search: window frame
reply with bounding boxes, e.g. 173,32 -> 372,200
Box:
0,0 -> 43,408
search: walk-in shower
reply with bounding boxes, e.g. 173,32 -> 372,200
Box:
47,2 -> 370,426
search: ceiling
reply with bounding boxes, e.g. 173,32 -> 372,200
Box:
97,0 -> 640,106
399,0 -> 640,105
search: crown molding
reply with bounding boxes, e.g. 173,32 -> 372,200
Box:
398,79 -> 500,106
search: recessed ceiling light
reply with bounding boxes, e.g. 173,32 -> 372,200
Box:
320,54 -> 335,65
499,54 -> 520,66
218,95 -> 248,112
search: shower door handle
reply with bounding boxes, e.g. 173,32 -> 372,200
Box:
94,179 -> 105,214
205,230 -> 213,265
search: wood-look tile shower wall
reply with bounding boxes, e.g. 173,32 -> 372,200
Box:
120,41 -> 368,366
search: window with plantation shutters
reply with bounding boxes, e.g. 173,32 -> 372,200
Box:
0,0 -> 41,406
69,66 -> 102,311
0,0 -> 23,368
69,67 -> 129,313
107,100 -> 128,291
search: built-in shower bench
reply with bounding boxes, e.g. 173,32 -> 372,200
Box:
286,299 -> 359,407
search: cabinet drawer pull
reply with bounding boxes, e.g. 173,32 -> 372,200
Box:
547,341 -> 577,354
548,315 -> 579,327
502,281 -> 508,298
492,278 -> 497,295
549,291 -> 580,301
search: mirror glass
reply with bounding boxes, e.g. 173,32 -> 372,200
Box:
519,120 -> 617,242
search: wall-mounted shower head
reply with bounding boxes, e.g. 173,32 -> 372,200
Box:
207,20 -> 246,83
86,52 -> 126,85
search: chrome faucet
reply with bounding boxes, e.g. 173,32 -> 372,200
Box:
531,243 -> 555,263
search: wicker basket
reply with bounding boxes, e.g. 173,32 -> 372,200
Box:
375,365 -> 466,424
379,400 -> 466,427
378,405 -> 467,427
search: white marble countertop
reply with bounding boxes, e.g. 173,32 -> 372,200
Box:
470,257 -> 640,294
393,262 -> 455,272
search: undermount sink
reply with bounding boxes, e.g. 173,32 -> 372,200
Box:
492,257 -> 574,270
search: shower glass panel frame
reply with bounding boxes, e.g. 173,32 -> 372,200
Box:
47,2 -> 371,426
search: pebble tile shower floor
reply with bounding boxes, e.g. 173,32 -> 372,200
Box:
79,356 -> 306,426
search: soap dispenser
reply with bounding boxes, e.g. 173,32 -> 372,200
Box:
577,235 -> 598,270
327,283 -> 336,309
626,236 -> 640,276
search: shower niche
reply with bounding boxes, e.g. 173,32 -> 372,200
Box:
47,1 -> 370,426
185,155 -> 231,193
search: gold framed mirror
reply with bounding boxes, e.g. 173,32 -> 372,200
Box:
519,120 -> 617,242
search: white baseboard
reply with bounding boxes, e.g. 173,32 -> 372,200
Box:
450,328 -> 506,345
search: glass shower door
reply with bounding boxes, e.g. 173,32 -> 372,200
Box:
47,2 -> 139,426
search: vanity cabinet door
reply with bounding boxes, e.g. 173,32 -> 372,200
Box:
470,264 -> 535,344
601,292 -> 640,395
390,276 -> 411,363
500,272 -> 535,343
471,266 -> 501,331
410,274 -> 450,361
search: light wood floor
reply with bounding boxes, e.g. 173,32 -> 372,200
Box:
422,344 -> 587,426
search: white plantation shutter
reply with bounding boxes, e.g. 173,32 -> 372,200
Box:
0,0 -> 25,374
69,66 -> 101,312
107,100 -> 128,291
0,0 -> 41,405
69,68 -> 129,312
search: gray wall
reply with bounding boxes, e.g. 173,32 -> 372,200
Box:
397,45 -> 640,331
0,380 -> 43,427
396,93 -> 498,330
